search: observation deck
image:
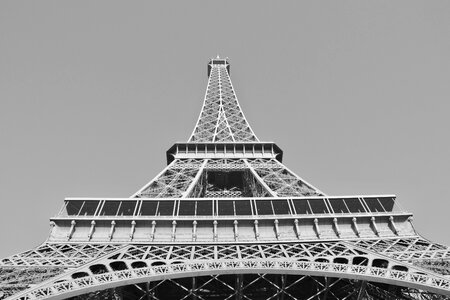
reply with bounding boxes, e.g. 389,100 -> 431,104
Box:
49,195 -> 413,244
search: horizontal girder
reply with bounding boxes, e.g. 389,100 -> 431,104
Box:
4,237 -> 449,268
6,240 -> 450,299
165,142 -> 283,164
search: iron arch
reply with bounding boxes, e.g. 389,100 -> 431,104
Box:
13,259 -> 450,300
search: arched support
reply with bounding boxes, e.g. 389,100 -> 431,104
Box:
10,259 -> 450,300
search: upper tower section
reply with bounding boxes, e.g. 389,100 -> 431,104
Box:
188,57 -> 259,143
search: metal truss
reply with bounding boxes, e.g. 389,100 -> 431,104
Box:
69,275 -> 368,300
133,158 -> 324,199
350,237 -> 450,261
133,159 -> 204,198
0,245 -> 124,298
363,282 -> 450,300
2,58 -> 450,300
55,276 -> 450,300
189,59 -> 258,143
89,242 -> 372,261
6,241 -> 450,299
3,239 -> 448,271
0,244 -> 123,267
413,260 -> 450,276
247,159 -> 323,197
8,259 -> 450,299
205,159 -> 247,170
0,267 -> 65,300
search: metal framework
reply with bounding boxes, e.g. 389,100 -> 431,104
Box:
1,57 -> 449,300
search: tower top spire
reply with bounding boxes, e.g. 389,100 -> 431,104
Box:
208,56 -> 229,69
191,56 -> 258,143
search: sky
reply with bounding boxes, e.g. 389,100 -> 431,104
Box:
0,1 -> 449,258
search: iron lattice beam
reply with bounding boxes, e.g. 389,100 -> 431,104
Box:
2,57 -> 449,300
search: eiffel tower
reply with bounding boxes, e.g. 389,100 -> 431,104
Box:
1,57 -> 450,300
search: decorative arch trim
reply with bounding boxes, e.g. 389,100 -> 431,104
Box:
11,259 -> 450,300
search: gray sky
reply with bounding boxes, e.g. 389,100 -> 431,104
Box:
0,1 -> 449,258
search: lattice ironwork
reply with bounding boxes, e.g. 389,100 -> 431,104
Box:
134,159 -> 203,198
350,238 -> 450,261
0,267 -> 65,300
64,276 -> 450,300
5,240 -> 450,299
2,57 -> 449,300
67,275 -> 362,300
189,59 -> 258,143
0,244 -> 123,267
247,159 -> 323,197
133,157 -> 324,200
8,259 -> 450,299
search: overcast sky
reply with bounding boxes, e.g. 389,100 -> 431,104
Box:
1,1 -> 449,258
